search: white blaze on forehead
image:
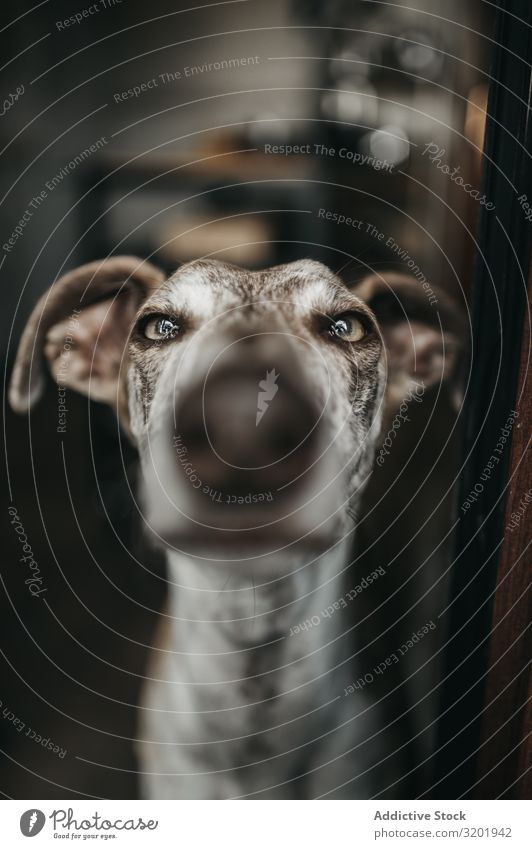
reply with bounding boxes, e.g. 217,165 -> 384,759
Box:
164,275 -> 221,319
156,260 -> 342,322
291,276 -> 334,314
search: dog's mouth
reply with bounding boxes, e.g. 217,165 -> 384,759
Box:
143,487 -> 345,561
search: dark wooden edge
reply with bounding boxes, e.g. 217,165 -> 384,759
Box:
433,0 -> 532,798
474,267 -> 531,799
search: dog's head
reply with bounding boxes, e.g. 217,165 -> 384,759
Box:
9,256 -> 462,563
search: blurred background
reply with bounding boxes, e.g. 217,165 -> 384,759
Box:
0,0 -> 493,798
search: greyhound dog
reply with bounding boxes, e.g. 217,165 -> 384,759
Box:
9,256 -> 461,799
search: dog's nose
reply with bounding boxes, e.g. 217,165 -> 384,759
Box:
176,356 -> 319,497
144,333 -> 344,551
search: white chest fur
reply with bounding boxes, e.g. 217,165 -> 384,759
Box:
137,543 -> 380,799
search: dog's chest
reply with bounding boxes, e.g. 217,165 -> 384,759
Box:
137,551 -> 350,787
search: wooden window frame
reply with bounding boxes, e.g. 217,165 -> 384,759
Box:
434,0 -> 532,799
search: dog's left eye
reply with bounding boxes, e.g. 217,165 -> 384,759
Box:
142,314 -> 181,341
328,314 -> 366,342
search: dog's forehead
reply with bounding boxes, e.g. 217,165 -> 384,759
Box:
153,258 -> 346,313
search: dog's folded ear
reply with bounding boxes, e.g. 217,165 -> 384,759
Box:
352,271 -> 467,412
9,256 -> 165,415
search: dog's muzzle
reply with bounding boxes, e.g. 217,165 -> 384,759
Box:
141,331 -> 346,559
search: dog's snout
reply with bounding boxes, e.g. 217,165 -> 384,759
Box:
176,350 -> 319,497
143,301 -> 349,553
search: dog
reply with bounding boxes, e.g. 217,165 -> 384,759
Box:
9,256 -> 462,798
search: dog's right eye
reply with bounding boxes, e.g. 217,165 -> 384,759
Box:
141,314 -> 181,341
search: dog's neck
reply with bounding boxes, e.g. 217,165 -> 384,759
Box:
164,540 -> 353,653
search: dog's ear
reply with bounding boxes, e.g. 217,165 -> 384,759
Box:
351,272 -> 466,412
9,256 -> 165,420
